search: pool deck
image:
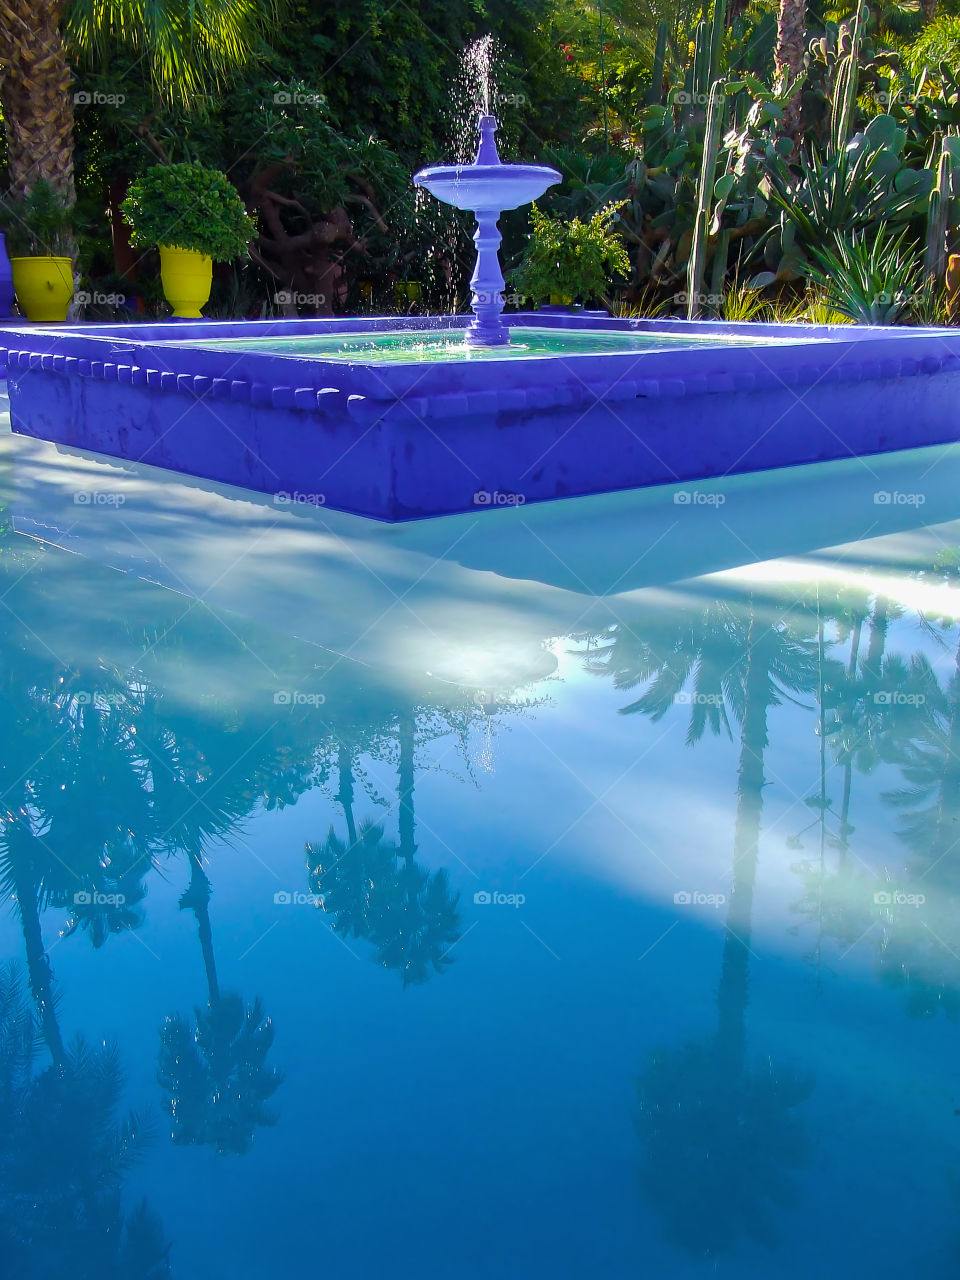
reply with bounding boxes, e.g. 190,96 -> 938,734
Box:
2,312 -> 959,520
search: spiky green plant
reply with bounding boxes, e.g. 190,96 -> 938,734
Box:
721,281 -> 770,321
908,275 -> 950,326
808,228 -> 924,324
686,79 -> 727,319
924,139 -> 952,284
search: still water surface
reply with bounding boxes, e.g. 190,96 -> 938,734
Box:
1,425 -> 959,1278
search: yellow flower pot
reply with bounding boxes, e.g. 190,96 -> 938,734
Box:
11,256 -> 73,322
159,245 -> 212,319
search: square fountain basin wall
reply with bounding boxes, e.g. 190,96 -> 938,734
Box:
1,312 -> 959,521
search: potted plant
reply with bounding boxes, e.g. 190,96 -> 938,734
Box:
509,202 -> 630,311
0,181 -> 75,322
121,162 -> 255,319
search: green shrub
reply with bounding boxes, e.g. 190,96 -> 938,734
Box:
509,202 -> 630,307
122,162 -> 255,260
0,181 -> 75,256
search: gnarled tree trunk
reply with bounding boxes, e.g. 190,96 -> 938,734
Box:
0,1 -> 75,200
775,0 -> 807,140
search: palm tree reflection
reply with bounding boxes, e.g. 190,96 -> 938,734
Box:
0,960 -> 171,1277
307,706 -> 462,986
157,850 -> 283,1156
583,590 -> 817,1258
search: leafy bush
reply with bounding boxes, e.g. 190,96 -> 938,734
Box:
509,202 -> 631,306
121,162 -> 255,260
0,181 -> 75,256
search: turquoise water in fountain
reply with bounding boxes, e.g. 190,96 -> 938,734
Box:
172,323 -> 822,362
2,421 -> 960,1278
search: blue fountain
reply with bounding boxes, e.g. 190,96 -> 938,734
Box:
413,115 -> 561,346
3,84 -> 960,521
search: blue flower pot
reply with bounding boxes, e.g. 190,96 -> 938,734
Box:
0,233 -> 15,317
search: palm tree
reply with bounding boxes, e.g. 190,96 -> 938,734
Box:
774,0 -> 807,136
157,849 -> 283,1156
0,0 -> 281,200
0,3 -> 76,200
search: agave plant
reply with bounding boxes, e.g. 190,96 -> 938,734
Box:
807,227 -> 924,324
763,116 -> 934,262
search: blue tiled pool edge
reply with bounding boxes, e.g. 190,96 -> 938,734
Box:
2,312 -> 959,520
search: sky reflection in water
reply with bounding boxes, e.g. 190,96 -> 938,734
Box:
1,430 -> 959,1278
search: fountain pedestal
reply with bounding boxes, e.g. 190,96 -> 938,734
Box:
467,210 -> 509,345
413,116 -> 561,347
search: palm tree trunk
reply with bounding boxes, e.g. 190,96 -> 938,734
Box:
12,860 -> 66,1067
182,853 -> 220,1004
337,742 -> 358,847
774,0 -> 807,138
716,605 -> 768,1072
864,596 -> 889,686
0,1 -> 76,201
933,631 -> 960,861
397,711 -> 417,863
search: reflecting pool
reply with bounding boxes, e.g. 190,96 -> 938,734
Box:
2,416 -> 960,1278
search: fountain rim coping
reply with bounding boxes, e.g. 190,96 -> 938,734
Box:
3,313 -> 959,407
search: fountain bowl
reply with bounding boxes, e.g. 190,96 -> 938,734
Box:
413,162 -> 562,213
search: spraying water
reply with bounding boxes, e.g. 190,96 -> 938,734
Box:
451,35 -> 500,162
466,34 -> 495,115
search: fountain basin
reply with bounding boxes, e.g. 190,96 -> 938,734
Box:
413,162 -> 564,212
2,311 -> 960,520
